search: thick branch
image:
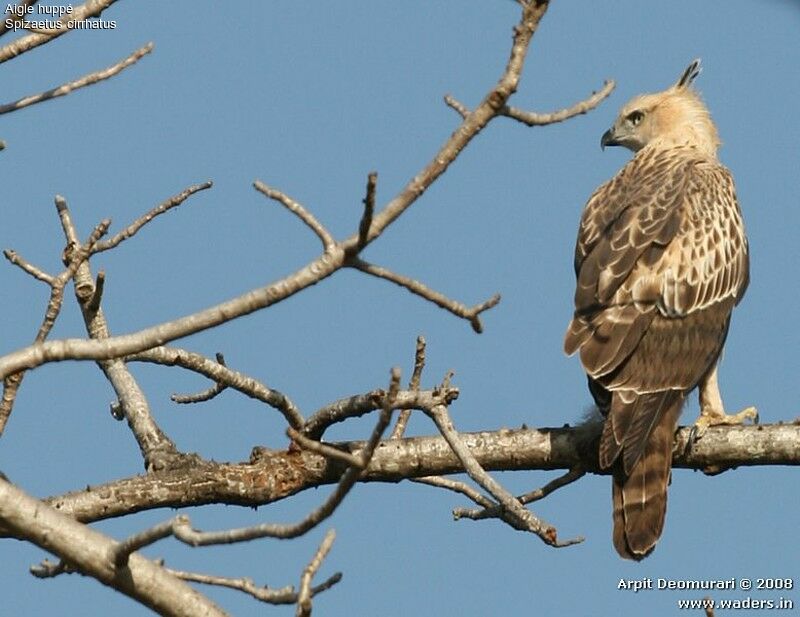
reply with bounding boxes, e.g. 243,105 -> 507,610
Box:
0,477 -> 226,617
27,423 -> 799,527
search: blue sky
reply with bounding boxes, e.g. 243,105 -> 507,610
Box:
1,2 -> 798,615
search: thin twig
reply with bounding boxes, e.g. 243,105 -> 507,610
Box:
39,216 -> 110,341
171,352 -> 229,404
349,257 -> 500,333
287,427 -> 364,469
93,181 -> 213,253
113,519 -> 176,567
165,566 -> 342,605
297,529 -> 336,617
517,466 -> 586,504
391,335 -> 427,439
86,271 -> 105,313
346,1 -> 550,250
0,215 -> 109,434
303,386 -> 458,440
3,249 -> 54,283
425,401 -> 582,547
453,467 -> 586,522
445,79 -> 615,126
0,374 -> 22,435
502,79 -> 616,126
0,43 -> 154,116
411,475 -> 494,509
130,345 -> 304,429
357,172 -> 377,250
254,180 -> 335,251
442,94 -> 470,118
30,558 -> 72,578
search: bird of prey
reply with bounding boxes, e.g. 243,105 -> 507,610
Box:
564,59 -> 757,560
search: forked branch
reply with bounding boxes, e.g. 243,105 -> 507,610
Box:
0,1 -> 568,381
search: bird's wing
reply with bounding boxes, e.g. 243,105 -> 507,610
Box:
565,147 -> 749,383
565,146 -> 686,369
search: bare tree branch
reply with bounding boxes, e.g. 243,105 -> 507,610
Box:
501,79 -> 615,125
425,401 -> 582,547
40,216 -> 110,340
0,0 -> 121,65
288,427 -> 364,469
30,558 -> 72,578
0,1 -> 554,381
348,257 -> 501,333
297,529 -> 336,617
453,467 -> 586,522
3,249 -> 54,283
412,475 -> 495,509
0,216 -> 110,435
391,335 -> 427,439
165,371 -> 400,547
93,181 -> 213,253
340,1 -> 550,250
18,422 -> 796,530
129,345 -> 304,429
445,78 -> 616,126
254,180 -> 335,251
0,1 -> 40,38
0,477 -> 227,617
113,519 -> 175,567
56,196 -> 180,470
170,353 -> 229,404
357,172 -> 377,250
165,566 -> 342,605
302,386 -> 458,440
0,42 -> 153,115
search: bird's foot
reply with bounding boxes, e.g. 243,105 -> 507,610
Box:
687,405 -> 759,445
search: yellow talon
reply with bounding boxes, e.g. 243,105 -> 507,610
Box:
692,405 -> 758,439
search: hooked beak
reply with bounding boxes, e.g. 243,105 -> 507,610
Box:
600,128 -> 619,150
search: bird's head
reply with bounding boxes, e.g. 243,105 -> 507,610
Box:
601,59 -> 720,156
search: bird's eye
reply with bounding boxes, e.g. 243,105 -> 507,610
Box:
627,110 -> 644,126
